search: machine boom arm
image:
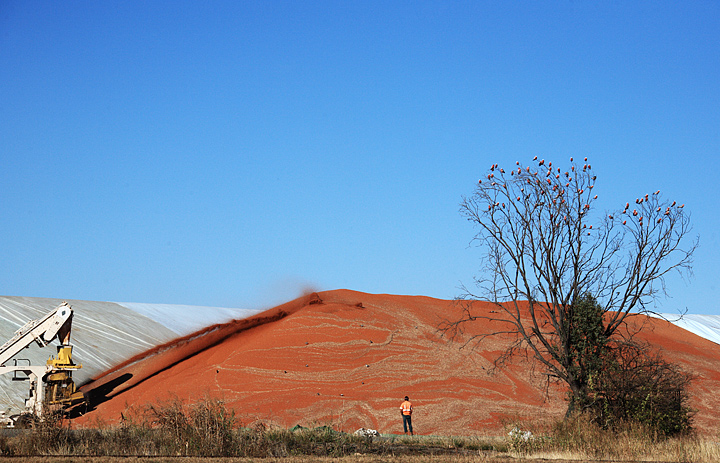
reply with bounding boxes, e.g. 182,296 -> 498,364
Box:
0,302 -> 73,367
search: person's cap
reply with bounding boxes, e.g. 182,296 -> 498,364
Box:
404,396 -> 409,400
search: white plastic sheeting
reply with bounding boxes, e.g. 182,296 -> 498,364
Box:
116,302 -> 263,337
0,296 -> 262,415
656,313 -> 720,346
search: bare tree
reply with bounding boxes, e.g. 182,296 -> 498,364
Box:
448,156 -> 697,413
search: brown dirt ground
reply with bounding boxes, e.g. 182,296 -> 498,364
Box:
72,290 -> 720,436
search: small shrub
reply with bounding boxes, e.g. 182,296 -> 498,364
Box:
144,396 -> 236,456
590,341 -> 695,437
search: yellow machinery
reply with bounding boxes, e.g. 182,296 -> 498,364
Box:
44,346 -> 85,408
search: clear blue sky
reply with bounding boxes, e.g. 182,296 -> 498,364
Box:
1,1 -> 717,314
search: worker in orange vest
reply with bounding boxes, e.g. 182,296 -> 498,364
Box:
400,396 -> 413,435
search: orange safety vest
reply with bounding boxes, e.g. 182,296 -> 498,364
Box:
401,400 -> 413,415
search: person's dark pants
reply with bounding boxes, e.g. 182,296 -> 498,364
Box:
402,414 -> 413,433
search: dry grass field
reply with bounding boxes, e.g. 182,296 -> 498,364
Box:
2,410 -> 720,463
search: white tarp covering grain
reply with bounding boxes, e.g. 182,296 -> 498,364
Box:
0,296 -> 261,415
116,302 -> 263,336
656,313 -> 720,346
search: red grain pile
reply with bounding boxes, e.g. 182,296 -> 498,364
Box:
73,290 -> 720,435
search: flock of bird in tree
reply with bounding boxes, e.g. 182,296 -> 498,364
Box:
475,156 -> 685,234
